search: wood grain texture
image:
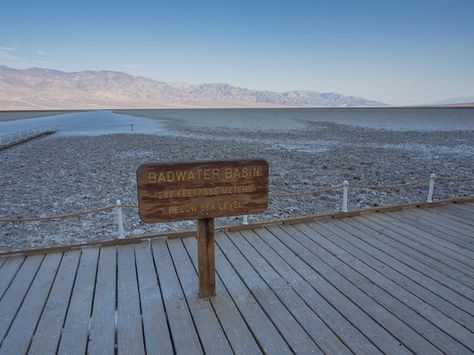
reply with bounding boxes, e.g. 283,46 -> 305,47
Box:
182,237 -> 263,355
137,159 -> 269,222
1,203 -> 473,354
134,242 -> 174,355
151,239 -> 204,355
216,231 -> 320,354
117,245 -> 145,355
0,255 -> 43,341
0,253 -> 62,355
198,218 -> 215,297
28,250 -> 81,355
234,229 -> 350,354
299,221 -> 470,354
168,239 -> 233,354
252,227 -> 381,354
266,224 -> 412,354
88,247 -> 116,355
0,256 -> 24,300
58,248 -> 99,355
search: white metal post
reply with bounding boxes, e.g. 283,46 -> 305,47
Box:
342,180 -> 349,212
242,215 -> 249,225
427,173 -> 436,203
116,199 -> 125,239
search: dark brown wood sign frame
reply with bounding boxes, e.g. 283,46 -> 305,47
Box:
137,159 -> 269,297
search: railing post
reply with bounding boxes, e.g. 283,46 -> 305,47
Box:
242,215 -> 249,225
342,180 -> 349,212
116,199 -> 125,239
427,173 -> 436,203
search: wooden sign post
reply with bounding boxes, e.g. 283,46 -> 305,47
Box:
197,218 -> 215,297
136,159 -> 269,297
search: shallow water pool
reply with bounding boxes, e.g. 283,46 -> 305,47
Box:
0,110 -> 165,137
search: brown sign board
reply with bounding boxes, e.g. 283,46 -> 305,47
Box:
136,159 -> 269,223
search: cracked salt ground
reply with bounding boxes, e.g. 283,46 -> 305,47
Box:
1,109 -> 473,248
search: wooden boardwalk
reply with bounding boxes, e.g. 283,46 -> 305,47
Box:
0,130 -> 57,151
0,203 -> 473,354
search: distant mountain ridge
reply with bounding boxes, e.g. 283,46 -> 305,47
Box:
0,66 -> 387,109
433,96 -> 474,106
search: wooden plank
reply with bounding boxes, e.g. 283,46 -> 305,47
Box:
434,206 -> 474,228
168,238 -> 234,354
191,232 -> 292,355
458,203 -> 474,212
383,214 -> 474,268
0,255 -> 43,341
436,203 -> 474,218
88,247 -> 117,355
57,248 -> 99,355
412,207 -> 474,235
134,241 -> 174,355
0,130 -> 57,151
233,229 -> 352,354
442,203 -> 474,221
307,220 -> 474,331
216,231 -> 321,354
399,210 -> 474,246
183,237 -> 265,355
301,220 -> 474,353
386,211 -> 474,258
301,221 -> 474,352
426,205 -> 474,227
326,217 -> 474,322
137,159 -> 269,222
404,211 -> 474,251
0,256 -> 24,300
0,253 -> 62,355
455,201 -> 474,208
409,208 -> 474,235
28,250 -> 81,355
250,227 -> 382,354
343,216 -> 474,295
151,239 -> 203,355
373,213 -> 474,267
267,224 -> 412,354
117,245 -> 145,355
198,218 -> 215,297
296,221 -> 469,354
362,215 -> 472,280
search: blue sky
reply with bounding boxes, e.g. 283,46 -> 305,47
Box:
1,0 -> 473,105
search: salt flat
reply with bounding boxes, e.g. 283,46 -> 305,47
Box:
0,108 -> 473,248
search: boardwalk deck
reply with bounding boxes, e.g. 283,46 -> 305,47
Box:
0,203 -> 473,354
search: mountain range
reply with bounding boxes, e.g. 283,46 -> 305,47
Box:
0,65 -> 388,109
433,96 -> 474,106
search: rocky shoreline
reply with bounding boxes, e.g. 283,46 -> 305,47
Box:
1,114 -> 473,249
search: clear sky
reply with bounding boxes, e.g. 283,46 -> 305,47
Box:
1,0 -> 473,105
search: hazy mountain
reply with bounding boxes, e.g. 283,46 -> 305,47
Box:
0,66 -> 387,109
433,96 -> 474,105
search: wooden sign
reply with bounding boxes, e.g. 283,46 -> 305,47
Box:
136,158 -> 269,298
136,159 -> 269,222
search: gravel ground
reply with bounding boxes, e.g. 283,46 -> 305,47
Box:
1,114 -> 473,249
